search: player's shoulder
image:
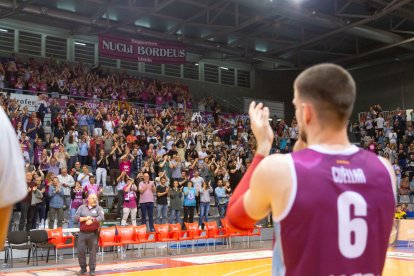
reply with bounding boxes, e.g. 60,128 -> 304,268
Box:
254,153 -> 293,187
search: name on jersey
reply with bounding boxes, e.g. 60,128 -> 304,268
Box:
331,166 -> 366,184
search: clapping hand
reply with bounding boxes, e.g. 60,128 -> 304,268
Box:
249,101 -> 273,156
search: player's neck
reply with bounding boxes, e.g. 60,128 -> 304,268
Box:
307,127 -> 351,149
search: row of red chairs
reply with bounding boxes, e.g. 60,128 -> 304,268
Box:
44,220 -> 262,263
99,220 -> 262,260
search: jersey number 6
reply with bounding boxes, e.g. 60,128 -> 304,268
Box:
337,191 -> 368,259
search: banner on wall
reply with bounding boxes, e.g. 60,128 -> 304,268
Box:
98,35 -> 186,64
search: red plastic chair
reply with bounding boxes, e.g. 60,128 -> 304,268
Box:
204,221 -> 229,251
46,228 -> 75,263
184,222 -> 206,252
133,225 -> 156,256
169,223 -> 193,253
116,225 -> 142,257
247,226 -> 262,248
98,227 -> 123,261
220,219 -> 246,248
154,224 -> 178,255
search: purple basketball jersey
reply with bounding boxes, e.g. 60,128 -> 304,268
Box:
273,145 -> 395,276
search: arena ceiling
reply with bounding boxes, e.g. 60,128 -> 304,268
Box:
1,0 -> 414,70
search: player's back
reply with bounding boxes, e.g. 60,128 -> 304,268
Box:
273,145 -> 395,276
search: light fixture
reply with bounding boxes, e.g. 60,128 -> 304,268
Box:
220,66 -> 229,70
74,42 -> 86,46
0,28 -> 8,33
195,63 -> 199,66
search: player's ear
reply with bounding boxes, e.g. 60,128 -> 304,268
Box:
302,102 -> 312,126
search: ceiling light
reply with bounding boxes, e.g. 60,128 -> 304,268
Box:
0,28 -> 8,33
74,42 -> 86,46
195,63 -> 199,66
220,67 -> 229,70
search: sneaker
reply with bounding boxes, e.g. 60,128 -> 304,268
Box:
78,268 -> 87,275
89,270 -> 95,276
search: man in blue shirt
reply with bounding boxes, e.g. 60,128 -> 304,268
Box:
48,177 -> 65,229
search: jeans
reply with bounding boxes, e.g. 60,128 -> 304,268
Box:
48,207 -> 64,229
121,207 -> 138,226
169,209 -> 181,224
19,202 -> 34,232
78,155 -> 88,166
156,204 -> 168,224
69,208 -> 80,228
64,196 -> 71,220
116,190 -> 124,217
68,155 -> 78,170
199,202 -> 210,227
140,202 -> 154,231
183,206 -> 195,227
218,203 -> 228,226
96,167 -> 107,187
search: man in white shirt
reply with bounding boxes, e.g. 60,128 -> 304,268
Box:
374,113 -> 385,130
191,170 -> 205,214
0,107 -> 27,249
198,145 -> 208,160
58,168 -> 75,219
78,165 -> 93,188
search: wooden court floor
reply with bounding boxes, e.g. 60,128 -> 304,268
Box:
2,249 -> 414,276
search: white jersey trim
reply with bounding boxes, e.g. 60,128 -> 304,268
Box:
378,156 -> 397,204
308,144 -> 360,155
273,154 -> 297,222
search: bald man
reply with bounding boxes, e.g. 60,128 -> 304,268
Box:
74,194 -> 105,276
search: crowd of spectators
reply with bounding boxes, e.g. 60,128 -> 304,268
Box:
0,56 -> 298,232
355,105 -> 414,216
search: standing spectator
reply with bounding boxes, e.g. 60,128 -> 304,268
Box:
121,178 -> 138,226
116,172 -> 127,219
83,176 -> 102,198
215,179 -> 229,226
78,135 -> 90,166
169,155 -> 182,181
156,176 -> 169,224
19,171 -> 37,231
29,176 -> 44,230
138,172 -> 156,232
75,194 -> 104,276
58,168 -> 75,221
48,177 -> 64,229
169,180 -> 182,224
96,149 -> 108,187
69,181 -> 85,228
78,165 -> 93,188
66,135 -> 79,169
182,181 -> 197,227
198,181 -> 213,229
190,170 -> 204,214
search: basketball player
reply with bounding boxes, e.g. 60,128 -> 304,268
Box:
225,64 -> 395,275
0,106 -> 27,249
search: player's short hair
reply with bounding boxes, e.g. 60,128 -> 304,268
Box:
294,63 -> 356,126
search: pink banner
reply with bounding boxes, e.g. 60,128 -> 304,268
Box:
99,35 -> 186,64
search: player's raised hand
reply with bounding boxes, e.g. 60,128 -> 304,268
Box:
249,101 -> 274,156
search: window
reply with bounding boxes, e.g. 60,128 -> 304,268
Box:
144,63 -> 161,74
220,67 -> 235,86
121,60 -> 138,71
237,70 -> 251,88
45,36 -> 67,60
19,31 -> 41,56
183,63 -> 199,80
74,42 -> 95,65
164,64 -> 181,77
204,64 -> 218,83
0,28 -> 14,53
99,56 -> 117,68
